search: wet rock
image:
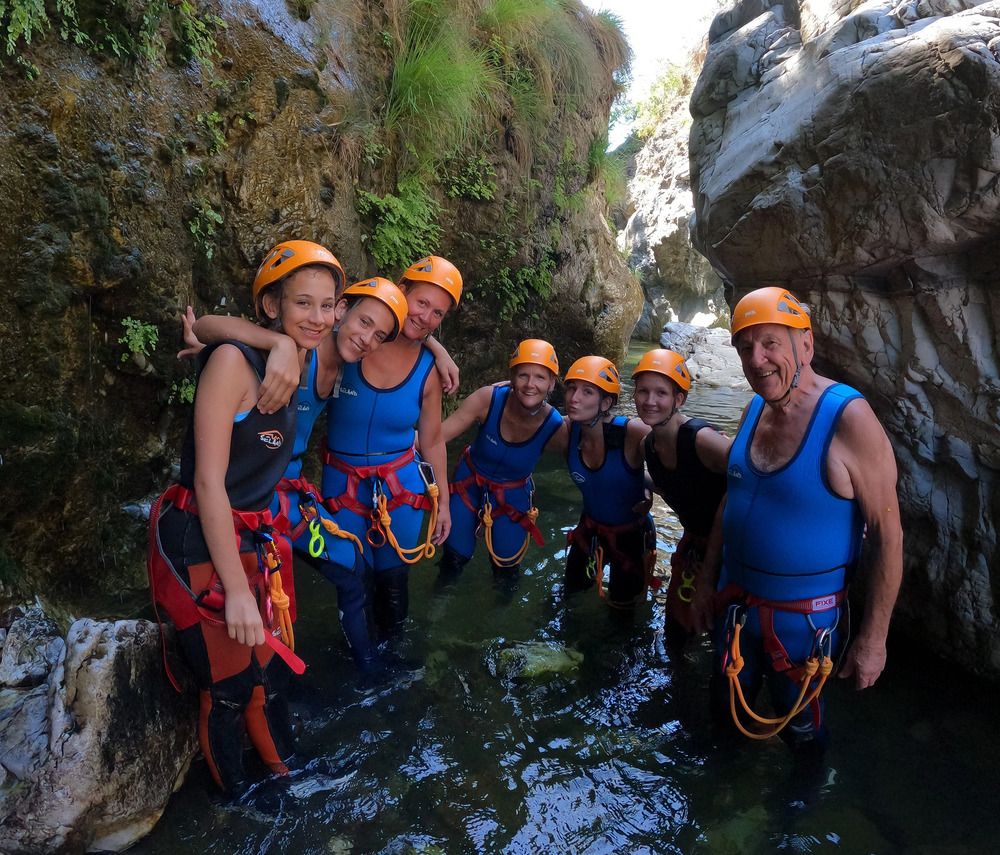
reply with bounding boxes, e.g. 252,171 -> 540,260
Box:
0,606 -> 196,853
495,641 -> 584,680
690,0 -> 1000,674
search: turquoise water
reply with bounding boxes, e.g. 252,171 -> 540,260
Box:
133,344 -> 1000,854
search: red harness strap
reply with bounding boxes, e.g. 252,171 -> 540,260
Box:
716,584 -> 845,682
147,485 -> 306,692
322,446 -> 432,516
452,447 -> 544,546
272,475 -> 323,541
567,514 -> 648,575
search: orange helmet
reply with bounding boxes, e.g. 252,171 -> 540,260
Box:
564,356 -> 621,396
253,240 -> 346,316
730,286 -> 811,343
509,339 -> 559,375
632,348 -> 691,392
343,277 -> 409,342
399,255 -> 463,306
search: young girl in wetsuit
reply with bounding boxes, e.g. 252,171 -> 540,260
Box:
632,348 -> 730,643
148,240 -> 342,797
438,339 -> 567,584
562,356 -> 654,608
189,276 -> 409,674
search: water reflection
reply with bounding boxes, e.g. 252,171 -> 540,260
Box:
133,343 -> 1000,855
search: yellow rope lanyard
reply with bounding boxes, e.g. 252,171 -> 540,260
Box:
259,540 -> 295,652
481,495 -> 538,568
302,501 -> 365,559
725,618 -> 834,740
371,481 -> 440,565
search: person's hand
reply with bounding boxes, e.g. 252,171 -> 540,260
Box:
432,503 -> 452,545
838,635 -> 887,690
435,350 -> 460,395
632,488 -> 653,516
688,581 -> 715,636
257,336 -> 300,414
176,306 -> 205,359
225,588 -> 266,647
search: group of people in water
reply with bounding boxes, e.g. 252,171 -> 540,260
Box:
147,239 -> 903,798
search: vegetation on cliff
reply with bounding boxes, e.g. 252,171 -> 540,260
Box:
0,0 -> 635,607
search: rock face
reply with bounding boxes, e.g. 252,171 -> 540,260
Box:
0,1 -> 639,602
0,606 -> 196,853
690,0 -> 1000,672
620,73 -> 726,340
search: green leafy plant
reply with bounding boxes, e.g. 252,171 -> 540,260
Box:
197,110 -> 226,154
188,198 -> 223,260
442,153 -> 496,201
118,317 -> 159,363
169,377 -> 196,404
356,177 -> 442,271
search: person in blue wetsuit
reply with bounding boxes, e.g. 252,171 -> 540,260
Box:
691,286 -> 903,755
148,239 -> 339,797
322,255 -> 462,637
437,339 -> 568,585
562,356 -> 654,608
188,275 -> 413,674
632,348 -> 731,645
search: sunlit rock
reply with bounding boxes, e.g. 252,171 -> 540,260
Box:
0,606 -> 196,853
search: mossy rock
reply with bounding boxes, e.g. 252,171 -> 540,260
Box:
496,641 -> 584,680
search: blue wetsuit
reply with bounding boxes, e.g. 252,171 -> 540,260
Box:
564,417 -> 655,606
321,347 -> 437,632
443,386 -> 563,573
715,383 -> 864,749
268,349 -> 375,671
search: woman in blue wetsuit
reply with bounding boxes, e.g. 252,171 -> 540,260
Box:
563,356 -> 654,608
632,348 -> 731,644
190,273 -> 410,674
148,239 -> 339,797
437,339 -> 568,584
321,255 -> 462,637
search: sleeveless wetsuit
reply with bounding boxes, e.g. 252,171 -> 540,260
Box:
645,419 -> 728,636
564,417 -> 655,606
321,347 -> 437,631
714,383 -> 864,750
149,342 -> 297,795
267,349 -> 375,671
444,386 -> 563,570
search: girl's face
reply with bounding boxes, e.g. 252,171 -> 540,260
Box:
564,380 -> 609,423
334,297 -> 397,363
511,365 -> 556,411
401,283 -> 452,341
263,267 -> 338,350
634,372 -> 685,426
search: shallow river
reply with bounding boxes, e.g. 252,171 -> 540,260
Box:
134,343 -> 1000,854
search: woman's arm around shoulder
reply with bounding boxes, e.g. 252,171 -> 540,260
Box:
695,426 -> 733,475
440,384 -> 493,445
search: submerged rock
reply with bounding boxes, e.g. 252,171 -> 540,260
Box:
0,605 -> 196,853
495,641 -> 584,680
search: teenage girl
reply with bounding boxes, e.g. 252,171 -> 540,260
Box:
149,240 -> 341,796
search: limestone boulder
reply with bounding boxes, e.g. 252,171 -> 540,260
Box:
690,0 -> 1000,672
621,74 -> 725,338
0,606 -> 196,853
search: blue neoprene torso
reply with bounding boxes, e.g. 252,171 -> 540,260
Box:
721,383 -> 864,600
285,348 -> 333,481
566,416 -> 646,526
325,346 -> 435,465
468,386 -> 563,480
